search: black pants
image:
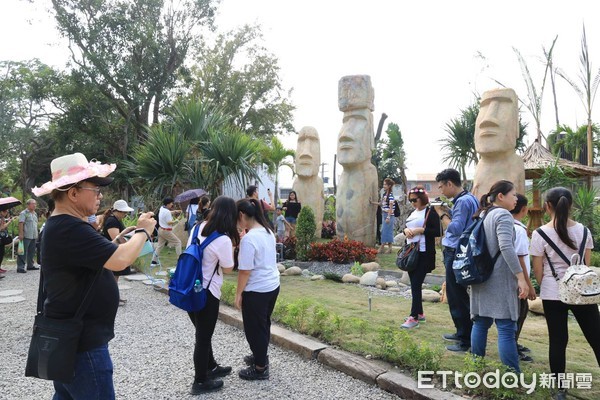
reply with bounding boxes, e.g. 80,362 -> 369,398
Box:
188,291 -> 220,383
443,246 -> 472,346
408,252 -> 430,317
242,287 -> 280,367
516,298 -> 529,342
542,300 -> 600,375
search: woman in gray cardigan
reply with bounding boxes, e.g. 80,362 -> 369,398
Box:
470,180 -> 529,373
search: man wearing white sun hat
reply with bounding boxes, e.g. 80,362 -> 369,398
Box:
27,153 -> 156,399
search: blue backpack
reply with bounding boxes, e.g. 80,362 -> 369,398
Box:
452,207 -> 500,286
168,225 -> 223,312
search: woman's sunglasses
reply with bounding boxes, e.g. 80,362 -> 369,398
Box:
409,198 -> 418,203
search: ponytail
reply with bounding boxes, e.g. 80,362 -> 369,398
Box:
546,187 -> 576,249
237,198 -> 273,234
474,180 -> 515,218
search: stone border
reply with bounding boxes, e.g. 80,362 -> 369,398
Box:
218,305 -> 465,399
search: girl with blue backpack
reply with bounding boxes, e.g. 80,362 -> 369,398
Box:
186,196 -> 239,395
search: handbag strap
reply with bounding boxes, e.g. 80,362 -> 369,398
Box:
535,227 -> 587,281
36,263 -> 104,320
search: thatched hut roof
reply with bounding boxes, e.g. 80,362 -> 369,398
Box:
522,139 -> 600,179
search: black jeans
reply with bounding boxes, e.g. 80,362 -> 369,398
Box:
408,252 -> 429,317
542,300 -> 600,375
188,291 -> 220,383
242,287 -> 280,367
443,246 -> 472,346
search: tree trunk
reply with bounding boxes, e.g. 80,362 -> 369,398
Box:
550,65 -> 559,130
587,118 -> 593,189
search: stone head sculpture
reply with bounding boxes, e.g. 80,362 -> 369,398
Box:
296,126 -> 321,177
474,88 -> 519,156
337,75 -> 375,167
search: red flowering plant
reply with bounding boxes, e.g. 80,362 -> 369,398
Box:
308,237 -> 378,264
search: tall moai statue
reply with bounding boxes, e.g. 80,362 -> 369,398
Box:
335,75 -> 379,246
293,126 -> 324,238
472,88 -> 525,199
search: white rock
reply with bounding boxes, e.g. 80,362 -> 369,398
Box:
359,271 -> 378,286
277,264 -> 286,273
376,277 -> 387,289
361,262 -> 380,272
385,281 -> 398,288
387,287 -> 401,293
311,275 -> 325,281
0,289 -> 23,297
394,233 -> 406,245
400,271 -> 410,285
118,284 -> 132,290
528,298 -> 544,315
282,266 -> 302,276
406,289 -> 441,302
124,274 -> 148,281
0,296 -> 26,304
342,274 -> 360,283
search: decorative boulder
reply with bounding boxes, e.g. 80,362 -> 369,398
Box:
400,271 -> 410,285
376,277 -> 387,289
528,298 -> 544,315
311,275 -> 325,281
342,274 -> 361,283
277,264 -> 286,274
387,287 -> 401,293
282,266 -> 302,276
394,233 -> 406,246
407,289 -> 440,303
361,262 -> 380,272
385,281 -> 398,288
359,271 -> 378,286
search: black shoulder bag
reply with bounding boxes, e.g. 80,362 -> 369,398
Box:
25,266 -> 103,383
396,207 -> 431,272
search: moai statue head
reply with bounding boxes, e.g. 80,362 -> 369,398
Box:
337,75 -> 375,167
296,126 -> 321,178
474,88 -> 519,156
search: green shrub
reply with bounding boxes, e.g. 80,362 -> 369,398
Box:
220,281 -> 236,306
375,327 -> 400,362
308,304 -> 331,338
350,261 -> 364,277
271,299 -> 288,322
429,284 -> 441,292
590,250 -> 600,267
296,206 -> 316,261
282,299 -> 313,332
323,272 -> 343,282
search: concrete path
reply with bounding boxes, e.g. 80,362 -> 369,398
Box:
0,262 -> 400,400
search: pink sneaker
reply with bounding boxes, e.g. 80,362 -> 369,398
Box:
401,316 -> 419,329
404,314 -> 426,322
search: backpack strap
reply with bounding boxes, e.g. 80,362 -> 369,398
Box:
481,206 -> 501,265
191,224 -> 202,245
197,231 -> 225,287
535,227 -> 587,281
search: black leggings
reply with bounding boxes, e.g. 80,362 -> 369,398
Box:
242,287 -> 280,367
188,291 -> 220,382
407,252 -> 429,318
542,300 -> 600,374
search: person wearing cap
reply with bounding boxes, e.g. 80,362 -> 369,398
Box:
101,199 -> 136,305
152,196 -> 182,264
31,152 -> 156,399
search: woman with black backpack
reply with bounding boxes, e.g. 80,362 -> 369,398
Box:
529,187 -> 599,400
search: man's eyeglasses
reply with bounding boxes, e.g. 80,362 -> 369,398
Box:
77,186 -> 102,196
409,198 -> 418,203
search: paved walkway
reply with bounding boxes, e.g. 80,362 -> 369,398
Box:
0,261 -> 400,400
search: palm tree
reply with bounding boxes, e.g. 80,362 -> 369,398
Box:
557,24 -> 600,177
440,104 -> 479,182
548,123 -> 600,163
260,136 -> 295,211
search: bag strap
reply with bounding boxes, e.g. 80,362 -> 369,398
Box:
535,227 -> 588,282
191,224 -> 202,245
196,230 -> 224,287
36,262 -> 104,320
422,206 -> 431,228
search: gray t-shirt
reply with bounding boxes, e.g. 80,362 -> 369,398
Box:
19,209 -> 38,239
276,215 -> 285,233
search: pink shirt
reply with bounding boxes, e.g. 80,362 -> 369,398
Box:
529,223 -> 593,301
186,222 -> 234,299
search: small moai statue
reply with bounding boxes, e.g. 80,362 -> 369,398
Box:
293,126 -> 324,237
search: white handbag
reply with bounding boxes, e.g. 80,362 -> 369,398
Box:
537,228 -> 600,305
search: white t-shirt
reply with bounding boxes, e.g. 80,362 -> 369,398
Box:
159,206 -> 173,229
513,220 -> 531,275
405,208 -> 426,251
238,226 -> 280,293
530,223 -> 593,301
186,222 -> 234,299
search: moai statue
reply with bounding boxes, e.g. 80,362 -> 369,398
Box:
472,88 -> 525,199
293,126 -> 324,237
335,75 -> 379,246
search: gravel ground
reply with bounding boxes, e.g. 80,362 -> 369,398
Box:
0,260 -> 401,400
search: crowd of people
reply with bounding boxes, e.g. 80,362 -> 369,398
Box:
391,168 -> 599,400
3,151 -> 600,399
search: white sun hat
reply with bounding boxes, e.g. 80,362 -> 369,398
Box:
31,153 -> 116,197
113,199 -> 134,212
